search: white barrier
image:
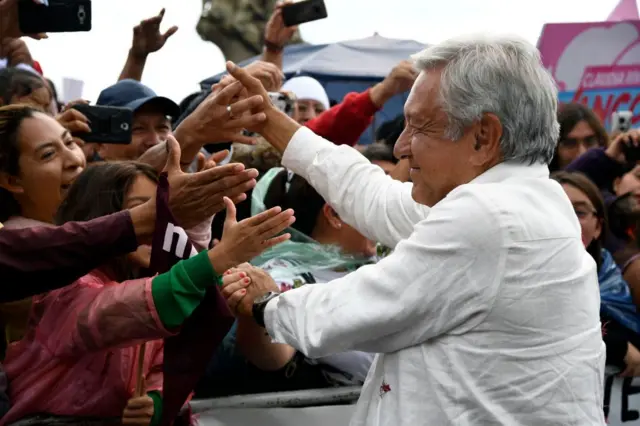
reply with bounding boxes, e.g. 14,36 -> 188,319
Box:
192,387 -> 359,426
197,406 -> 356,426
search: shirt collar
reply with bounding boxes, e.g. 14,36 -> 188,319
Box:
469,161 -> 550,185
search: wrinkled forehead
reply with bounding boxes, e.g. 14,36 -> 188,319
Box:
404,69 -> 444,122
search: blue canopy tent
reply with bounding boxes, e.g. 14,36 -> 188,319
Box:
201,34 -> 427,145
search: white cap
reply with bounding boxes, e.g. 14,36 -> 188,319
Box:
282,76 -> 330,111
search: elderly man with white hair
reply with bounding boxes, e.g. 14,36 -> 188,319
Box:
219,34 -> 606,425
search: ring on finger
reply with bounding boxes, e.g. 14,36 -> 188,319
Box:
226,105 -> 235,119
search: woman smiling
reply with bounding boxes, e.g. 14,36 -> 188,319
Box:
0,104 -> 85,352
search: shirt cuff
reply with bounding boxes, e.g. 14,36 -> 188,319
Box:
151,250 -> 219,328
148,391 -> 163,426
281,126 -> 336,176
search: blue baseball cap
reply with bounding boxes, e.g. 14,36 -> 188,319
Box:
96,79 -> 180,118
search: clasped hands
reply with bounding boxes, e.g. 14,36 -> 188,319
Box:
221,263 -> 280,318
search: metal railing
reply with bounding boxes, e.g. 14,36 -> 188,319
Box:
190,386 -> 361,413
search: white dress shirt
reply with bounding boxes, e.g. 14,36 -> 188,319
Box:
264,127 -> 606,426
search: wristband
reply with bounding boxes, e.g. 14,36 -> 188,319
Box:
264,39 -> 284,53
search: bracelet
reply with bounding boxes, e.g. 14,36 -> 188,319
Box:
264,39 -> 284,53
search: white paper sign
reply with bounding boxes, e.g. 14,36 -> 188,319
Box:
61,77 -> 84,103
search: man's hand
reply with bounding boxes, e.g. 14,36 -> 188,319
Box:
195,149 -> 229,172
264,2 -> 297,50
162,136 -> 259,229
207,199 -> 295,275
225,61 -> 300,152
221,264 -> 280,316
174,78 -> 268,150
0,0 -> 47,40
218,61 -> 284,95
130,9 -> 178,59
122,395 -> 155,426
370,60 -> 418,108
2,37 -> 33,67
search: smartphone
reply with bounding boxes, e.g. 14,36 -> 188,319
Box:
18,0 -> 92,34
71,105 -> 132,144
281,0 -> 328,27
268,92 -> 296,117
611,110 -> 633,134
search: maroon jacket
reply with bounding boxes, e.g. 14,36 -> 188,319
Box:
149,174 -> 234,426
0,211 -> 138,302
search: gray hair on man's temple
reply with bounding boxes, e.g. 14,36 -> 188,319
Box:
411,34 -> 560,166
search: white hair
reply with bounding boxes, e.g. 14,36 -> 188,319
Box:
411,34 -> 560,165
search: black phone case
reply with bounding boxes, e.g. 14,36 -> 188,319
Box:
71,105 -> 132,144
281,0 -> 328,27
18,0 -> 92,34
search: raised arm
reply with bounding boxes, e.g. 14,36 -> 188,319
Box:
282,127 -> 426,247
304,61 -> 417,147
118,9 -> 178,82
222,187 -> 501,356
264,188 -> 501,356
226,61 -> 427,247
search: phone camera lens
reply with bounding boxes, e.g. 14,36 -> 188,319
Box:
121,123 -> 129,131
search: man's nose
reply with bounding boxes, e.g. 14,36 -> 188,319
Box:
144,133 -> 163,148
393,129 -> 411,160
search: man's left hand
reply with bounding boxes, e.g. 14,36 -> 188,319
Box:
221,264 -> 280,317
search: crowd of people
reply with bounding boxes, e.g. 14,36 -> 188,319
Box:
0,0 -> 640,425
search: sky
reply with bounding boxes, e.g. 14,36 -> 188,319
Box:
24,0 -> 621,105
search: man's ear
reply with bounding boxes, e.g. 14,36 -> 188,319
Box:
321,203 -> 342,230
471,113 -> 502,166
0,172 -> 23,195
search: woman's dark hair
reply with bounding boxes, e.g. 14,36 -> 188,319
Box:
361,143 -> 397,165
56,161 -> 159,280
0,68 -> 47,107
550,103 -> 608,172
0,104 -> 41,222
45,78 -> 63,112
263,170 -> 325,237
552,171 -> 607,270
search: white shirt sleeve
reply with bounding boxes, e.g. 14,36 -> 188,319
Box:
264,186 -> 503,356
281,127 -> 429,248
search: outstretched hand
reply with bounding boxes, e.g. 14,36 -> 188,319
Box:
174,76 -> 268,148
221,264 -> 280,316
162,136 -> 259,228
207,198 -> 295,275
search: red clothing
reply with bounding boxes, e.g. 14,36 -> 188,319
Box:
305,89 -> 380,147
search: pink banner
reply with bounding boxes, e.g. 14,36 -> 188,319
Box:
579,65 -> 640,91
538,20 -> 640,127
